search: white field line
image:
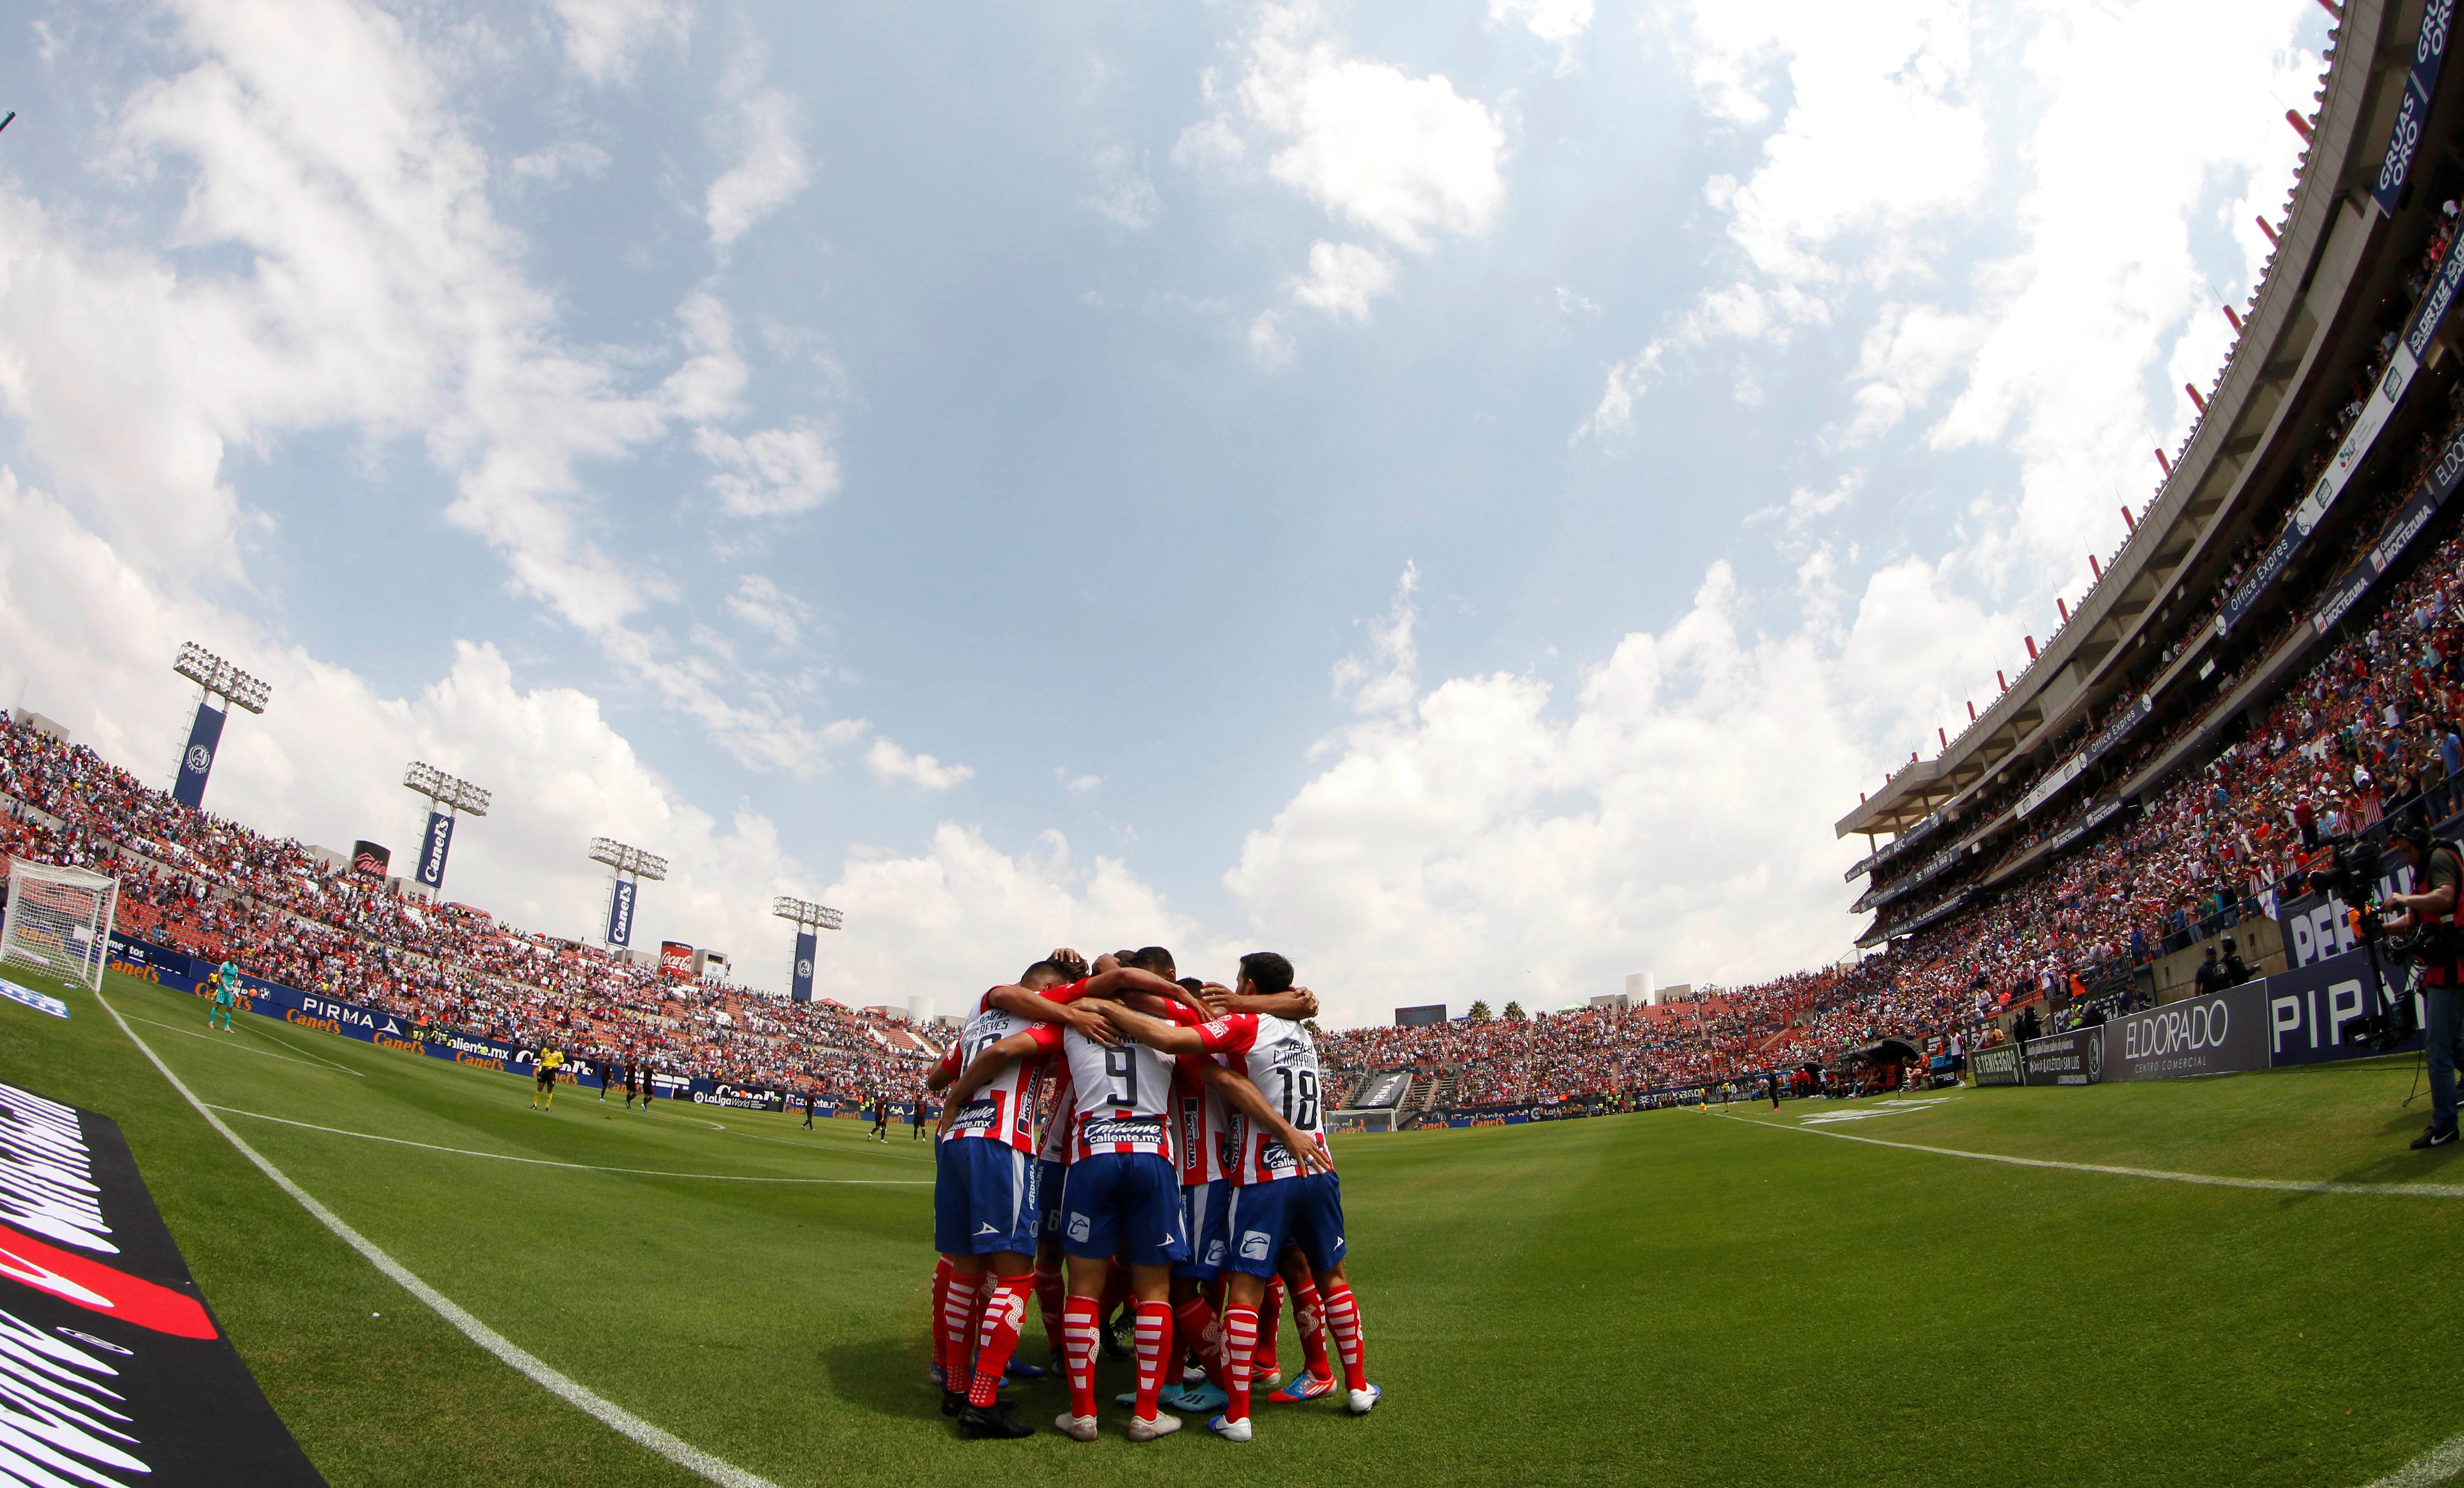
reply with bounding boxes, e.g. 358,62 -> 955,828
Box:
122,1014 -> 366,1076
92,988 -> 786,1488
206,1105 -> 930,1184
1730,1110 -> 2464,1198
2365,1430 -> 2464,1488
1735,1107 -> 2464,1485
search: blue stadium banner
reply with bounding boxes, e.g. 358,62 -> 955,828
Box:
414,808 -> 454,889
2373,0 -> 2456,213
606,878 -> 637,947
790,929 -> 816,1003
2262,948 -> 2425,1066
170,701 -> 226,809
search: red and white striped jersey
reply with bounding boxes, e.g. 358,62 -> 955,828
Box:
1036,1056 -> 1077,1164
1193,1012 -> 1331,1184
942,1007 -> 1059,1154
1172,1053 -> 1236,1186
1062,1002 -> 1201,1161
975,976 -> 1092,1016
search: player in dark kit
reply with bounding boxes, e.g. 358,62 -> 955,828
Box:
622,1061 -> 639,1110
804,1089 -> 818,1130
871,1091 -> 891,1142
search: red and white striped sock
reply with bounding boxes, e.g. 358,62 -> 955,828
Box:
930,1258 -> 953,1378
1131,1301 -> 1172,1423
1255,1275 -> 1283,1377
968,1274 -> 1034,1409
1061,1296 -> 1101,1420
1173,1296 -> 1222,1387
1322,1283 -> 1367,1392
1294,1272 -> 1332,1381
940,1273 -> 981,1397
1035,1264 -> 1067,1358
1221,1305 -> 1259,1424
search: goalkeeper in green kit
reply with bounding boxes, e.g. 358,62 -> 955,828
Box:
208,961 -> 239,1031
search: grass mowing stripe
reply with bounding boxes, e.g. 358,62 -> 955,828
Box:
91,987 -> 786,1488
121,1014 -> 367,1075
206,1105 -> 933,1184
1728,1109 -> 2464,1198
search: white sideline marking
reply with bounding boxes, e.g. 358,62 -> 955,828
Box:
1735,1111 -> 2464,1198
94,989 -> 788,1488
2364,1430 -> 2464,1487
122,1015 -> 366,1076
1740,1109 -> 2464,1486
206,1106 -> 932,1184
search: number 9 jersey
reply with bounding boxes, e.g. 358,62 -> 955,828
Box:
1060,1002 -> 1201,1160
1192,1012 -> 1330,1184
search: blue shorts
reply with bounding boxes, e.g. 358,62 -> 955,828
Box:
933,1139 -> 1041,1257
1173,1178 -> 1233,1279
1037,1160 -> 1069,1241
1225,1172 -> 1348,1278
1059,1152 -> 1187,1267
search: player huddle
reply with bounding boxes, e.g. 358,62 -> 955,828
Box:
924,946 -> 1376,1443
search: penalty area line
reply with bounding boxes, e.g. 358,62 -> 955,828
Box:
204,1106 -> 933,1184
1725,1111 -> 2464,1199
93,988 -> 784,1488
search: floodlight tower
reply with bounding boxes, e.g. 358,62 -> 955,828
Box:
169,643 -> 270,810
589,838 -> 667,950
771,896 -> 844,1004
402,762 -> 491,896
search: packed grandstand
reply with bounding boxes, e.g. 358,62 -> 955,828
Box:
2,0 -> 2459,1129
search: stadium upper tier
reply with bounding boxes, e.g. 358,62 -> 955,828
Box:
0,721 -> 936,1103
1842,0 -> 2464,928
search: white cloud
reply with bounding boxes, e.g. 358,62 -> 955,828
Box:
509,140 -> 613,185
549,0 -> 688,86
1490,0 -> 1594,70
0,468 -> 1180,1021
0,3 -> 862,776
706,59 -> 809,252
1291,240 -> 1396,319
866,736 -> 975,791
696,422 -> 841,517
1590,0 -> 2317,586
725,574 -> 808,645
1191,2 -> 1508,253
1248,310 -> 1297,370
1057,768 -> 1103,794
1223,553 -> 2013,1023
1084,144 -> 1162,229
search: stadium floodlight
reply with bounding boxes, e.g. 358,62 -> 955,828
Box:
589,838 -> 669,881
770,896 -> 844,932
772,895 -> 842,1003
0,858 -> 117,992
589,837 -> 665,951
172,642 -> 270,713
403,762 -> 492,816
403,763 -> 492,895
169,642 -> 270,810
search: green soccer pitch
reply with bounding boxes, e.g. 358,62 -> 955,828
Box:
9,964 -> 2464,1488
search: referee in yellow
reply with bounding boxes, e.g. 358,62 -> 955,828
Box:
532,1047 -> 567,1110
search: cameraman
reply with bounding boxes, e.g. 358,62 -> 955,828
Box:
2384,822 -> 2464,1149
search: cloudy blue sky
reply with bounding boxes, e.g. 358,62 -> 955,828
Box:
0,0 -> 2329,1024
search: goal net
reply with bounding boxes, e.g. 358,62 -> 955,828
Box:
0,858 -> 118,993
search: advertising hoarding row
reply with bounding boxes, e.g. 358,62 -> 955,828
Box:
1987,945 -> 2420,1089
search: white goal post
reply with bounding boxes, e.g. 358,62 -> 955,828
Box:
0,858 -> 118,993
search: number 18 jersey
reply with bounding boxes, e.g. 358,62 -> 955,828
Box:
1193,1012 -> 1330,1184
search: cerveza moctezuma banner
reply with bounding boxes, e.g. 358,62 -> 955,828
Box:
105,932 -> 794,1112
